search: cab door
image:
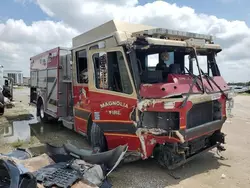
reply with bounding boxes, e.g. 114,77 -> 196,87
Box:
87,47 -> 137,135
72,47 -> 91,134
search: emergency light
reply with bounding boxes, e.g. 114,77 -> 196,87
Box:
133,28 -> 214,42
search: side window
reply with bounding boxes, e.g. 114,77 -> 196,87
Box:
93,51 -> 133,94
93,52 -> 108,89
76,49 -> 88,84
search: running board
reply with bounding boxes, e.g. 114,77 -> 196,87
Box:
61,118 -> 74,130
45,109 -> 57,119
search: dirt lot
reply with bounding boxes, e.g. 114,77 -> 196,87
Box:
0,87 -> 250,188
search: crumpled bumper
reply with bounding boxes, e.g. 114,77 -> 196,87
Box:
185,117 -> 226,141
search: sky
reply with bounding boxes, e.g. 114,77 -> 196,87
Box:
0,0 -> 250,82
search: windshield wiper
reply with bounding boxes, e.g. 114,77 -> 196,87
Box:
192,48 -> 205,93
179,75 -> 201,108
200,69 -> 228,100
179,47 -> 205,108
184,67 -> 203,91
200,69 -> 214,92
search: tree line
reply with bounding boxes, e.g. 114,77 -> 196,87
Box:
227,82 -> 250,86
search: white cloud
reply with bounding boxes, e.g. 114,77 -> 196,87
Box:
0,19 -> 78,76
1,0 -> 250,82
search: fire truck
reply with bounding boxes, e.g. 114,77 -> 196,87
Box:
30,20 -> 233,169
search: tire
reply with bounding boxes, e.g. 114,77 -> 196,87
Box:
37,102 -> 49,123
90,122 -> 107,152
0,93 -> 4,116
37,99 -> 58,124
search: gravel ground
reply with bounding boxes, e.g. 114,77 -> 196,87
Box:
0,87 -> 250,188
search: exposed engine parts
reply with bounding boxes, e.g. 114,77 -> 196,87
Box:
154,131 -> 226,170
141,111 -> 179,131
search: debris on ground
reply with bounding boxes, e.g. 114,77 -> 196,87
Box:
221,174 -> 226,179
0,143 -> 128,187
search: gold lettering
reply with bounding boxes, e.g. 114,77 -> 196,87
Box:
100,101 -> 128,108
108,110 -> 121,115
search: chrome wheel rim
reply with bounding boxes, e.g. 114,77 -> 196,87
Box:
40,105 -> 44,118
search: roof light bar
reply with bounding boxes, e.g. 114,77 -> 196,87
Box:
133,28 -> 214,42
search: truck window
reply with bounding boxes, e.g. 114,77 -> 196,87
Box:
30,71 -> 38,87
184,53 -> 220,77
76,49 -> 88,84
93,51 -> 133,95
146,52 -> 174,71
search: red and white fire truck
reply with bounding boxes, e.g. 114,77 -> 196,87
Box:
30,20 -> 234,169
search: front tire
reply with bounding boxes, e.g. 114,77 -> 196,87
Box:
90,122 -> 107,152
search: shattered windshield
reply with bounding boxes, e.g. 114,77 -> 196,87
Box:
135,46 -> 221,84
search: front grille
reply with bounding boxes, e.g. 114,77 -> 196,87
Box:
186,100 -> 222,129
142,112 -> 180,131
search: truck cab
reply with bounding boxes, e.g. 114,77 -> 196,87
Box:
69,20 -> 233,168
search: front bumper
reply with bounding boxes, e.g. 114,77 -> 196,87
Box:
185,117 -> 226,141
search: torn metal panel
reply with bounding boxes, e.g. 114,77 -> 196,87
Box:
137,99 -> 157,111
136,129 -> 147,158
137,93 -> 225,112
136,128 -> 179,158
171,131 -> 185,144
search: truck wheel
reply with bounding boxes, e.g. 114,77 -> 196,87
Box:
37,102 -> 49,123
0,94 -> 4,116
90,122 -> 107,152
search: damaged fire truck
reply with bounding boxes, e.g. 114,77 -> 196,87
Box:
30,20 -> 234,169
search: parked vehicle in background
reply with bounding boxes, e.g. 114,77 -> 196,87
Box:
0,90 -> 4,116
30,20 -> 234,169
0,65 -> 14,115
